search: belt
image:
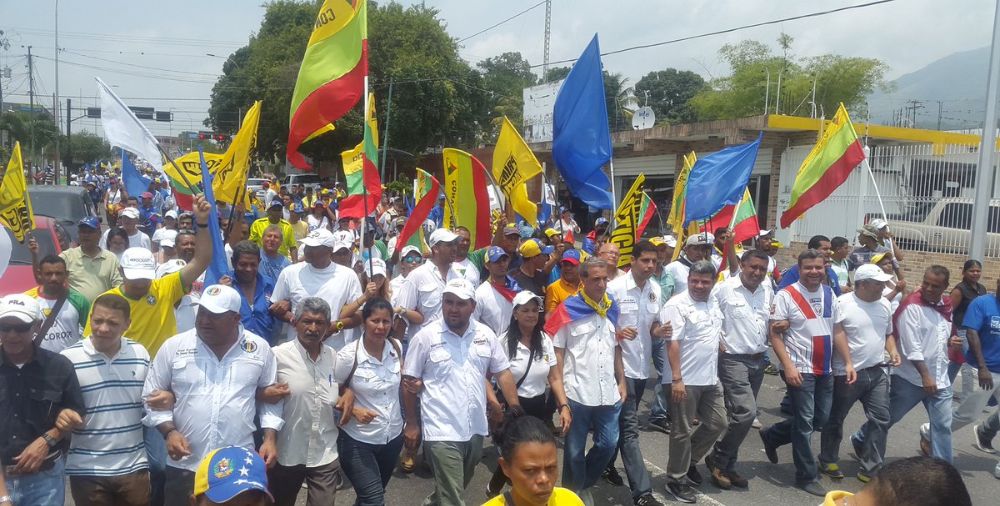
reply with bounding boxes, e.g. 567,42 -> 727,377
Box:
722,352 -> 765,360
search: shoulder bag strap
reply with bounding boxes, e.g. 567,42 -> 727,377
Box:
34,294 -> 68,347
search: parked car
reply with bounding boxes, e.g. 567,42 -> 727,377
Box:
282,173 -> 323,192
247,177 -> 269,202
27,185 -> 100,245
0,216 -> 65,296
889,197 -> 1000,255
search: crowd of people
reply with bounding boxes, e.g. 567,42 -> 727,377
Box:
0,173 -> 993,506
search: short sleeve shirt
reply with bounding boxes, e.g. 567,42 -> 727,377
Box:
712,276 -> 772,355
24,287 -> 90,353
607,274 -> 661,380
552,312 -> 621,406
962,294 -> 1000,373
660,291 -> 723,386
832,293 -> 892,374
771,282 -> 835,375
86,272 -> 187,357
500,332 -> 558,398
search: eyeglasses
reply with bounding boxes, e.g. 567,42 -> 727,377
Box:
0,322 -> 34,333
403,256 -> 423,264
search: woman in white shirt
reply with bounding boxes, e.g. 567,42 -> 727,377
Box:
485,291 -> 571,496
874,253 -> 905,313
334,297 -> 405,506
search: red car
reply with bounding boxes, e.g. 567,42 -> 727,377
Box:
0,216 -> 67,296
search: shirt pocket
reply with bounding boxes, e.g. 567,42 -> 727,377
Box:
229,358 -> 264,390
427,346 -> 452,376
418,283 -> 441,310
27,386 -> 61,430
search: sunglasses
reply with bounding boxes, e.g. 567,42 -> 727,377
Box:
403,256 -> 423,264
0,322 -> 34,333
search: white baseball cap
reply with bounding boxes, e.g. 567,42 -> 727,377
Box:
685,233 -> 714,247
159,229 -> 178,248
0,294 -> 42,323
120,247 -> 157,280
400,245 -> 422,259
442,278 -> 476,300
120,207 -> 140,220
299,228 -> 335,248
365,258 -> 387,278
869,218 -> 889,230
512,290 -> 542,309
663,235 -> 677,248
331,230 -> 354,252
428,228 -> 459,247
156,259 -> 187,279
198,284 -> 242,314
165,209 -> 179,220
854,263 -> 893,283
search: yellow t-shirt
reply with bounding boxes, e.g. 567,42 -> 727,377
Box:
482,488 -> 584,506
249,218 -> 297,258
545,279 -> 580,314
84,271 -> 187,357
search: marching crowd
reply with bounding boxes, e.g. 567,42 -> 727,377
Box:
0,174 -> 994,506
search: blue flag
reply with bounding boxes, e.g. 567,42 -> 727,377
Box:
199,148 -> 229,286
683,133 -> 763,225
120,149 -> 151,198
552,34 -> 613,210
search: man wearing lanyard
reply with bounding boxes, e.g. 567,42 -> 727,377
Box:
707,250 -> 773,490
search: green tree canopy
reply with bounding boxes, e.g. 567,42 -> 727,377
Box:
634,69 -> 705,125
59,131 -> 112,168
477,52 -> 537,133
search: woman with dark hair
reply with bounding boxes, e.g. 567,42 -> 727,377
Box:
105,227 -> 130,260
482,416 -> 584,506
948,259 -> 987,394
486,291 -> 571,496
334,297 -> 405,506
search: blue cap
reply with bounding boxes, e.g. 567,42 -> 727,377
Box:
487,245 -> 509,263
561,248 -> 581,265
78,216 -> 100,229
243,212 -> 256,222
518,225 -> 534,239
268,200 -> 283,209
194,446 -> 273,503
541,244 -> 554,255
292,203 -> 305,214
595,217 -> 609,227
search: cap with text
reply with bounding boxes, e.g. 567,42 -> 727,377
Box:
300,228 -> 335,248
194,446 -> 273,503
0,294 -> 42,323
442,278 -> 476,300
120,247 -> 157,280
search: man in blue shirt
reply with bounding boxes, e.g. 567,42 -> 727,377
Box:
777,235 -> 841,296
225,240 -> 278,343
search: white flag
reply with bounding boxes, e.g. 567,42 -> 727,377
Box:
96,77 -> 163,175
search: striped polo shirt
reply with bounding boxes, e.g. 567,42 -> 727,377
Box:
61,337 -> 150,476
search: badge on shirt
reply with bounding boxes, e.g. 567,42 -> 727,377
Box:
648,292 -> 657,303
241,339 -> 258,353
991,316 -> 1000,332
146,295 -> 157,305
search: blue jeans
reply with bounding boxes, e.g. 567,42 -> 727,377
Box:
857,375 -> 953,463
761,372 -> 833,485
337,432 -> 405,506
144,424 -> 167,506
819,367 -> 890,474
563,399 -> 621,492
613,378 -> 651,499
649,338 -> 670,422
7,456 -> 65,505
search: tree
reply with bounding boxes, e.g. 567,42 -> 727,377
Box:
542,66 -> 570,83
690,34 -> 889,121
59,131 -> 112,168
634,69 -> 705,124
477,52 -> 537,133
0,110 -> 59,162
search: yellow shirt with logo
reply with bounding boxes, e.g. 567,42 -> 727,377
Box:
249,218 -> 297,258
84,271 -> 187,357
481,488 -> 584,506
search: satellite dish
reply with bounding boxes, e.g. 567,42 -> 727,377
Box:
632,106 -> 655,130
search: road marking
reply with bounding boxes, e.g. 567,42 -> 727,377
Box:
642,457 -> 728,506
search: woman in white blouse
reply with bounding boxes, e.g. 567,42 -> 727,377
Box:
486,291 -> 572,496
334,297 -> 405,506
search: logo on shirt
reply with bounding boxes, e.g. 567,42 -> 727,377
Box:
213,457 -> 234,479
648,292 -> 657,303
42,308 -> 52,317
241,339 -> 258,353
991,316 -> 1000,332
146,295 -> 157,305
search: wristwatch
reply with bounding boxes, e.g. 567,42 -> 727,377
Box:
42,432 -> 58,447
333,320 -> 345,333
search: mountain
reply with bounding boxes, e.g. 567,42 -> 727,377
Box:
868,47 -> 989,130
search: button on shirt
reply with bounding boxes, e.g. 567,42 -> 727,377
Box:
661,291 -> 724,386
60,247 -> 123,302
607,273 -> 661,380
273,339 -> 339,468
403,319 -> 510,442
334,338 -> 404,444
143,328 -> 284,471
552,312 -> 621,407
894,302 -> 952,388
396,262 -> 463,335
713,275 -> 772,355
832,293 -> 893,375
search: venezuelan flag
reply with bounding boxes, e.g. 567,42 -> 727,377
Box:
544,293 -> 620,336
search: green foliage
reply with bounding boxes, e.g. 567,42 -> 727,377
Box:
634,69 -> 705,124
60,131 -> 112,167
478,52 -> 537,134
542,66 -> 570,83
0,110 -> 60,160
690,34 -> 889,121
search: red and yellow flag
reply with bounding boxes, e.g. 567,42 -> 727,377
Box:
397,168 -> 440,254
339,92 -> 382,218
287,0 -> 368,168
442,148 -> 491,249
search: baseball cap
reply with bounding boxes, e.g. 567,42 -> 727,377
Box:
502,224 -> 520,236
855,263 -> 893,283
858,224 -> 879,239
332,230 -> 354,252
519,225 -> 534,239
194,446 -> 273,503
159,229 -> 178,248
165,209 -> 178,220
685,233 -> 714,247
512,290 -> 543,309
519,239 -> 543,258
313,200 -> 326,208
758,229 -> 773,237
871,252 -> 892,265
595,217 -> 609,227
400,245 -> 422,260
0,294 -> 42,323
268,200 -> 283,209
663,235 -> 678,248
120,207 -> 140,220
141,192 -> 153,199
156,259 -> 186,278
366,258 -> 387,278
442,278 -> 476,300
561,248 -> 581,265
292,203 -> 305,214
541,243 -> 554,255
869,218 -> 889,230
428,228 -> 459,247
544,228 -> 560,238
487,245 -> 509,263
300,228 -> 335,248
120,248 -> 157,280
198,285 -> 242,314
78,216 -> 100,230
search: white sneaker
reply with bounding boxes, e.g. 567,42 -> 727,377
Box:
994,460 -> 1000,479
752,417 -> 762,429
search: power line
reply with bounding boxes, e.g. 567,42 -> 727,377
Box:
529,0 -> 899,68
60,49 -> 222,77
457,0 -> 547,43
7,27 -> 245,48
33,55 -> 218,84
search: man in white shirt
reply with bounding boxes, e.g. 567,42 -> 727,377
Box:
605,240 -> 667,506
759,249 -> 842,497
270,297 -> 340,506
707,250 -> 773,490
472,246 -> 521,335
854,265 -> 954,462
664,233 -> 713,295
102,207 -> 152,251
661,260 -> 727,504
452,226 -> 482,286
546,258 -> 627,503
396,228 -> 462,336
143,284 -> 284,506
402,278 -> 522,506
818,264 -> 898,482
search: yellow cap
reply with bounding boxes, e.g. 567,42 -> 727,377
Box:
518,239 -> 542,258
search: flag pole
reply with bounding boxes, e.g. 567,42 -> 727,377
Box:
362,75 -> 374,277
156,142 -> 199,196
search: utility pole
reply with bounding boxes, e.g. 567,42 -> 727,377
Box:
27,45 -> 34,169
970,0 -> 1000,260
54,0 -> 61,184
936,100 -> 944,130
542,0 -> 551,78
379,77 -> 393,181
66,98 -> 71,174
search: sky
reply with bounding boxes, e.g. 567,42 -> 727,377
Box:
0,0 -> 995,141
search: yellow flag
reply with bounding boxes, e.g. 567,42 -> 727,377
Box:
214,101 -> 261,204
0,142 -> 35,242
609,173 -> 645,268
492,116 -> 542,226
162,151 -> 225,191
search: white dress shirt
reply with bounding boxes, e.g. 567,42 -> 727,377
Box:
893,302 -> 952,388
334,338 -> 404,444
607,273 -> 662,380
713,275 -> 772,355
472,280 -> 516,336
143,327 -> 283,471
395,261 -> 462,335
660,291 -> 724,386
663,259 -> 692,295
403,319 -> 510,442
500,332 -> 558,398
552,312 -> 621,407
273,339 -> 339,468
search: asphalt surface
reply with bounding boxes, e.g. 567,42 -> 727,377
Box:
61,373 -> 1000,505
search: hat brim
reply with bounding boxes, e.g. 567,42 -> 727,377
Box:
204,483 -> 274,504
0,311 -> 38,324
442,288 -> 475,300
122,267 -> 156,281
560,258 -> 580,265
197,301 -> 237,315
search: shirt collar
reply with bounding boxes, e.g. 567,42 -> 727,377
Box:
0,343 -> 45,368
82,337 -> 129,359
440,318 -> 477,340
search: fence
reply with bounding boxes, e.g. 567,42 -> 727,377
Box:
776,142 -> 1000,257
